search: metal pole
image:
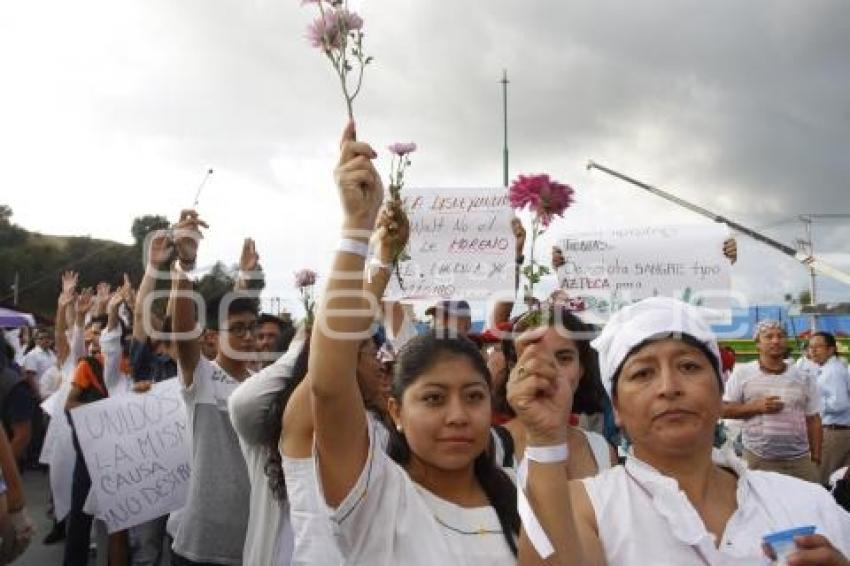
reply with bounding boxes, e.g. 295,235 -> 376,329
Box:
801,216 -> 817,331
501,70 -> 509,187
12,271 -> 19,305
586,160 -> 850,287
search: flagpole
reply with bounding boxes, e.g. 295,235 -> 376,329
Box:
501,69 -> 509,187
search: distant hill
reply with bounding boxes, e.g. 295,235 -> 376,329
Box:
0,206 -> 158,323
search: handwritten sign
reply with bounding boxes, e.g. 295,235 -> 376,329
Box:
555,224 -> 732,323
69,378 -> 190,533
386,187 -> 515,300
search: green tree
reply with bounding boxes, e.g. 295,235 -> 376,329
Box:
131,215 -> 170,248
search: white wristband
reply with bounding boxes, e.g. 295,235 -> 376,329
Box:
516,443 -> 569,560
338,238 -> 369,258
525,443 -> 569,463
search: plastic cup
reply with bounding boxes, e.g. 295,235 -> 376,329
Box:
762,525 -> 816,564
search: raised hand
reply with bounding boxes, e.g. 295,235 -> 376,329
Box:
61,271 -> 78,295
94,281 -> 111,307
147,229 -> 175,270
58,288 -> 77,310
334,121 -> 383,233
173,209 -> 209,271
723,237 -> 737,265
76,288 -> 95,315
507,328 -> 573,445
118,273 -> 135,306
239,238 -> 261,273
374,199 -> 410,263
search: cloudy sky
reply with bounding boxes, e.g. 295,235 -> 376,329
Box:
2,0 -> 848,318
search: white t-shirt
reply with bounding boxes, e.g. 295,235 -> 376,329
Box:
170,356 -> 251,564
23,346 -> 57,381
724,361 -> 821,459
283,411 -> 389,566
316,419 -> 516,566
582,448 -> 850,565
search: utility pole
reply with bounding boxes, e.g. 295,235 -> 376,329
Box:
12,271 -> 19,305
797,213 -> 850,331
501,69 -> 509,187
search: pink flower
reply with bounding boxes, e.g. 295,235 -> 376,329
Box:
509,174 -> 574,226
388,142 -> 417,156
306,9 -> 363,50
294,269 -> 317,288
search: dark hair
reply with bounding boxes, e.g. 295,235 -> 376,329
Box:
263,336 -> 311,501
258,313 -> 296,353
227,295 -> 259,318
611,333 -> 723,400
204,294 -> 259,330
813,331 -> 837,350
503,306 -> 606,415
386,333 -> 519,556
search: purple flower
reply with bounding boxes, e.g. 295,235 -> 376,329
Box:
306,9 -> 363,50
388,142 -> 417,156
294,268 -> 317,289
509,174 -> 574,227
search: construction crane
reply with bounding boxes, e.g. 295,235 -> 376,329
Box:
586,161 -> 850,290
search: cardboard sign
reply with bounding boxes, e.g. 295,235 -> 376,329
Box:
386,187 -> 515,301
555,224 -> 732,323
69,378 -> 190,533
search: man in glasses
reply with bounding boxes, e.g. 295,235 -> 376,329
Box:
167,210 -> 258,566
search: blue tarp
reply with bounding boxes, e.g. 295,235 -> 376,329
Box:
712,305 -> 850,339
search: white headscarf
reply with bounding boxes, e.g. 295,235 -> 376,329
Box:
590,297 -> 721,399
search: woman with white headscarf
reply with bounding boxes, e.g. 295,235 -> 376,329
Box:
508,297 -> 850,565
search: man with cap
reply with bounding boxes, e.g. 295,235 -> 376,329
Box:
723,320 -> 822,482
426,299 -> 472,338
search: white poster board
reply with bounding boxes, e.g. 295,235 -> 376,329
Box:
386,187 -> 515,301
69,378 -> 190,533
555,224 -> 732,323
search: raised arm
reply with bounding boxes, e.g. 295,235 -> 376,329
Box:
284,201 -> 407,461
170,210 -> 208,386
234,237 -> 263,292
134,230 -> 174,344
75,287 -> 94,330
55,271 -> 78,368
366,198 -> 410,301
92,281 -> 111,320
508,329 -> 604,565
311,122 -> 383,507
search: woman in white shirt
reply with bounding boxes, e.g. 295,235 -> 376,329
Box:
305,123 -> 521,565
512,297 -> 850,565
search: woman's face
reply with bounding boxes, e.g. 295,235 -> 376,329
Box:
389,355 -> 492,471
515,327 -> 584,398
614,338 -> 721,455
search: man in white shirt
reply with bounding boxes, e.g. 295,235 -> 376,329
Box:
808,331 -> 850,483
723,320 -> 822,482
22,329 -> 57,399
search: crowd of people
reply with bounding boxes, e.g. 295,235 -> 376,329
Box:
0,123 -> 849,564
